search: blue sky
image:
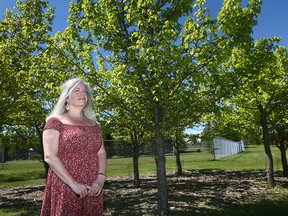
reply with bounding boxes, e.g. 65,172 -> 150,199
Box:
1,0 -> 287,47
1,0 -> 287,134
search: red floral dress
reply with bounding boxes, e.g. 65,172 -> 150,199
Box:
40,117 -> 104,216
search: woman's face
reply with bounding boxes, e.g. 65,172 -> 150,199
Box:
68,82 -> 88,108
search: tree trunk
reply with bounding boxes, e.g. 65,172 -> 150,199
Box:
154,102 -> 169,215
278,138 -> 288,177
0,122 -> 4,169
155,130 -> 169,215
174,140 -> 183,176
259,105 -> 275,187
131,132 -> 140,188
280,147 -> 288,177
275,128 -> 288,177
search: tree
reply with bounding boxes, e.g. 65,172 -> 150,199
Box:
169,127 -> 187,175
271,125 -> 288,177
268,47 -> 288,177
0,0 -> 86,174
0,0 -> 55,167
99,109 -> 153,187
222,37 -> 288,186
62,0 -> 262,214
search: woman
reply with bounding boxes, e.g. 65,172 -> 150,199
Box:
41,78 -> 107,216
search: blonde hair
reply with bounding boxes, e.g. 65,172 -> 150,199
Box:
46,78 -> 95,122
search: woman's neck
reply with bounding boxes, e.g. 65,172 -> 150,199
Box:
65,110 -> 84,119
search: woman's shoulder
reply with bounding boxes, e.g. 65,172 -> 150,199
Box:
44,116 -> 64,131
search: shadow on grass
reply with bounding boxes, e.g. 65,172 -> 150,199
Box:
0,172 -> 45,184
0,185 -> 44,216
169,199 -> 288,216
1,170 -> 288,216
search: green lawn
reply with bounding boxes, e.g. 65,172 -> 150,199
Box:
0,145 -> 286,188
0,160 -> 46,189
107,145 -> 286,176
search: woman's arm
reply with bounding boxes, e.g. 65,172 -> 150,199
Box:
97,136 -> 107,176
90,136 -> 107,197
43,129 -> 91,198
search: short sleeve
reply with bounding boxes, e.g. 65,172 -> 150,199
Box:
44,117 -> 63,132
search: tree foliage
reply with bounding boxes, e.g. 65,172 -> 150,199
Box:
0,0 -> 56,166
206,36 -> 288,186
62,0 -> 263,214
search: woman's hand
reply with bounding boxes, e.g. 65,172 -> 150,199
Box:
71,182 -> 92,199
89,175 -> 105,197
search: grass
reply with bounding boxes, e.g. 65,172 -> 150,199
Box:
0,145 -> 287,216
0,160 -> 46,189
0,145 -> 286,188
0,208 -> 40,216
107,145 -> 286,176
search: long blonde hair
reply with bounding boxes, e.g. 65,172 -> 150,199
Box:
46,78 -> 95,122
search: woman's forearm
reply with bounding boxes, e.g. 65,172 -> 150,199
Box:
45,155 -> 76,187
97,152 -> 107,175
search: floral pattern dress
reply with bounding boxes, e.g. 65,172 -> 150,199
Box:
41,117 -> 103,216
